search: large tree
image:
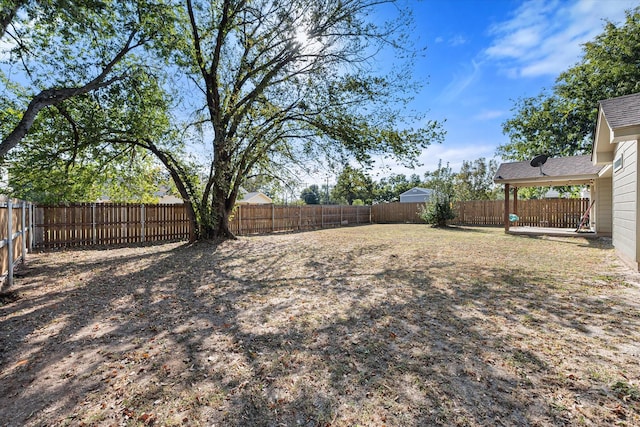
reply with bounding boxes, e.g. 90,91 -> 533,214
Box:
332,165 -> 375,205
150,0 -> 443,239
2,0 -> 444,241
499,6 -> 640,161
453,157 -> 498,201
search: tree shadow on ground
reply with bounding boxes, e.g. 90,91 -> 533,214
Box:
0,230 -> 638,426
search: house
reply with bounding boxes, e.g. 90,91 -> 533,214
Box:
592,92 -> 640,269
154,186 -> 183,204
236,191 -> 272,205
158,194 -> 183,204
495,92 -> 640,269
399,187 -> 433,203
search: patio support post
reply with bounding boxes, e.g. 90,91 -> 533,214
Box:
513,187 -> 518,222
504,184 -> 510,232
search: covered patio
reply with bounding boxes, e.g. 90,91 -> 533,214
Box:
494,155 -> 612,237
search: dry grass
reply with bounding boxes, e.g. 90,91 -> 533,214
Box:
1,225 -> 640,426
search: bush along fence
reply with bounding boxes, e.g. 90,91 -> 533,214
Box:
31,198 -> 591,250
372,199 -> 591,228
0,198 -> 34,290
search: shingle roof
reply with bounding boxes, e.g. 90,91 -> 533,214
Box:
494,155 -> 603,184
600,92 -> 640,129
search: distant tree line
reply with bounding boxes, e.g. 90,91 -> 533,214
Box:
298,157 -> 500,205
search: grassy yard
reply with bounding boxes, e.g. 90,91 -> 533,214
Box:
1,225 -> 639,426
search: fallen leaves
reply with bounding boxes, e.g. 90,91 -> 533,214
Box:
1,226 -> 640,426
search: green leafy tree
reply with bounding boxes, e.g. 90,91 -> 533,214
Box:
2,0 -> 444,241
1,55 -> 183,201
0,0 -> 174,156
152,0 -> 443,238
454,157 -> 499,201
420,160 -> 455,226
424,160 -> 455,201
499,6 -> 640,160
374,173 -> 422,203
332,165 -> 375,205
300,184 -> 321,205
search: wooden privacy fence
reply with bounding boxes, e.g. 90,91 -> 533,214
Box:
453,200 -> 504,226
0,198 -> 34,290
372,199 -> 591,228
509,198 -> 590,228
230,204 -> 371,235
33,203 -> 371,248
33,203 -> 192,249
32,199 -> 590,250
371,202 -> 425,223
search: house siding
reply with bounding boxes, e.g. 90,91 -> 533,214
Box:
612,140 -> 638,266
399,194 -> 431,203
593,176 -> 612,235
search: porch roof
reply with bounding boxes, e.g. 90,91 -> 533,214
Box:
493,155 -> 605,187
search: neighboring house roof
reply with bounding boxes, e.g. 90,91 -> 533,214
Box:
399,187 -> 432,196
237,191 -> 272,204
158,194 -> 183,204
494,155 -> 605,187
593,92 -> 640,165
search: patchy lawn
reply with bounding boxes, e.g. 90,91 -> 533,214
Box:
1,225 -> 640,426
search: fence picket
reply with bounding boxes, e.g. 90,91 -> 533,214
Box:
30,199 -> 589,250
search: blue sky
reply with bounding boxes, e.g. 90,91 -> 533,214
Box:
372,0 -> 638,179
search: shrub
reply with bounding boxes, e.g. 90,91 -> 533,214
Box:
419,198 -> 455,227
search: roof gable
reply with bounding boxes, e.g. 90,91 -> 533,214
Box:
237,191 -> 272,204
600,92 -> 640,129
399,187 -> 432,196
593,92 -> 640,164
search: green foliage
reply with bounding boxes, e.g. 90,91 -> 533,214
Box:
374,173 -> 423,203
2,68 -> 177,203
300,184 -> 321,205
423,160 -> 455,200
419,159 -> 456,226
331,165 -> 375,205
419,198 -> 455,227
499,6 -> 640,160
2,0 -> 444,240
454,157 -> 499,201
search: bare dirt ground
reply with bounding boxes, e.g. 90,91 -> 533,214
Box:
1,225 -> 640,426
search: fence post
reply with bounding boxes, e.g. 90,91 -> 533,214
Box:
28,202 -> 34,251
340,206 -> 343,225
272,204 -> 275,232
92,203 -> 97,245
21,201 -> 26,263
7,200 -> 13,288
321,205 -> 324,228
141,204 -> 146,243
298,206 -> 302,230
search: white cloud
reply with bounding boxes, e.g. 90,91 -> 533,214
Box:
485,0 -> 636,78
373,142 -> 498,178
448,35 -> 467,46
437,59 -> 481,103
473,110 -> 505,121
